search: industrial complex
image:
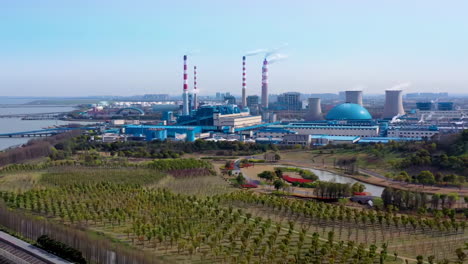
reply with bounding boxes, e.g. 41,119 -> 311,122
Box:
77,54 -> 467,147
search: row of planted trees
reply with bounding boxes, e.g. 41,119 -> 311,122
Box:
218,191 -> 467,262
1,183 -> 404,263
381,187 -> 467,212
0,157 -> 215,176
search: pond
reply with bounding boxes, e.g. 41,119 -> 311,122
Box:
278,166 -> 384,197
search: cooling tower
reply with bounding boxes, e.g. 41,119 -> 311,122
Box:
345,90 -> 363,105
305,98 -> 323,121
383,90 -> 405,119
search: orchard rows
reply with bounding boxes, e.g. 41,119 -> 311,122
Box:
1,183 -> 395,263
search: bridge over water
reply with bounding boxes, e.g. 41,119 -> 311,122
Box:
0,127 -> 98,138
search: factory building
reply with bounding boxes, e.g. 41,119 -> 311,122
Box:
416,102 -> 433,111
265,103 -> 380,138
275,92 -> 302,110
311,135 -> 361,145
213,112 -> 262,128
387,126 -> 439,139
124,125 -> 201,142
282,124 -> 380,138
437,102 -> 454,111
247,95 -> 259,107
224,95 -> 236,105
255,128 -> 298,139
282,134 -> 312,146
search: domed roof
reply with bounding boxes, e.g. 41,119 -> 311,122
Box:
326,103 -> 372,120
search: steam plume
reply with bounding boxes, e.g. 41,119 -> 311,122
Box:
267,53 -> 288,64
390,82 -> 412,90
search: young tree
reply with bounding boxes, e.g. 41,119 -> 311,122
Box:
273,179 -> 285,191
351,182 -> 366,193
235,174 -> 246,186
417,171 -> 435,186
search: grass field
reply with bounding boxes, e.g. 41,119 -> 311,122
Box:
279,150 -> 395,175
0,171 -> 41,192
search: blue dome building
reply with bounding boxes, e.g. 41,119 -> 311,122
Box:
326,103 -> 372,121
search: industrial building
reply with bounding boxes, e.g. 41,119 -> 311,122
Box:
96,55 -> 466,147
275,92 -> 302,111
124,125 -> 200,142
255,128 -> 298,139
387,126 -> 439,139
213,112 -> 262,129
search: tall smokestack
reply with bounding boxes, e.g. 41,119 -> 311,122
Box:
241,56 -> 247,108
182,55 -> 189,115
261,58 -> 268,108
305,98 -> 323,121
383,90 -> 405,119
193,66 -> 198,110
345,90 -> 363,106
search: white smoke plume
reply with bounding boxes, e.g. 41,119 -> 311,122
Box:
390,82 -> 411,90
245,43 -> 288,57
265,43 -> 289,59
267,53 -> 288,64
245,49 -> 269,56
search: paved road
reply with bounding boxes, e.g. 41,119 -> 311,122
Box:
0,231 -> 71,264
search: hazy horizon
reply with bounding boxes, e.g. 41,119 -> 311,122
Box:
1,0 -> 467,97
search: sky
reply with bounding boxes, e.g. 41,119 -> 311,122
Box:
1,0 -> 468,97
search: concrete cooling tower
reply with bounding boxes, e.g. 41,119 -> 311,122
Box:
383,90 -> 405,119
305,98 -> 324,120
345,90 -> 363,105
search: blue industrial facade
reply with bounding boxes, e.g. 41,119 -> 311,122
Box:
124,125 -> 201,142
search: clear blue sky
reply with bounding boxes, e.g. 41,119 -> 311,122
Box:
1,0 -> 467,96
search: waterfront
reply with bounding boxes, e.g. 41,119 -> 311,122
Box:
307,168 -> 384,196
0,99 -> 76,150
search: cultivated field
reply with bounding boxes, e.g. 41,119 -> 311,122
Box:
0,162 -> 466,263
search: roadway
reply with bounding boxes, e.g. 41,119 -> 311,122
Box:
0,231 -> 71,264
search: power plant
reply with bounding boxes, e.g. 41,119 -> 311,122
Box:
241,56 -> 247,108
85,53 -> 465,145
383,90 -> 405,119
345,90 -> 363,106
182,55 -> 190,115
261,58 -> 268,108
305,98 -> 324,120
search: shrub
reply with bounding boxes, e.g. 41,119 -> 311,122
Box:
37,235 -> 86,264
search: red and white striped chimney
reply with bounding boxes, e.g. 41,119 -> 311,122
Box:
261,58 -> 268,108
182,55 -> 189,115
242,56 -> 247,108
193,65 -> 198,110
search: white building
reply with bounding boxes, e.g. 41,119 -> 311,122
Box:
387,126 -> 439,138
213,112 -> 262,128
280,124 -> 380,138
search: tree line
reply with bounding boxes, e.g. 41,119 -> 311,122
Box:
381,187 -> 467,215
0,130 -> 81,167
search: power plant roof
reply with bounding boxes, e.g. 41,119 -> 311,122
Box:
325,103 -> 372,121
